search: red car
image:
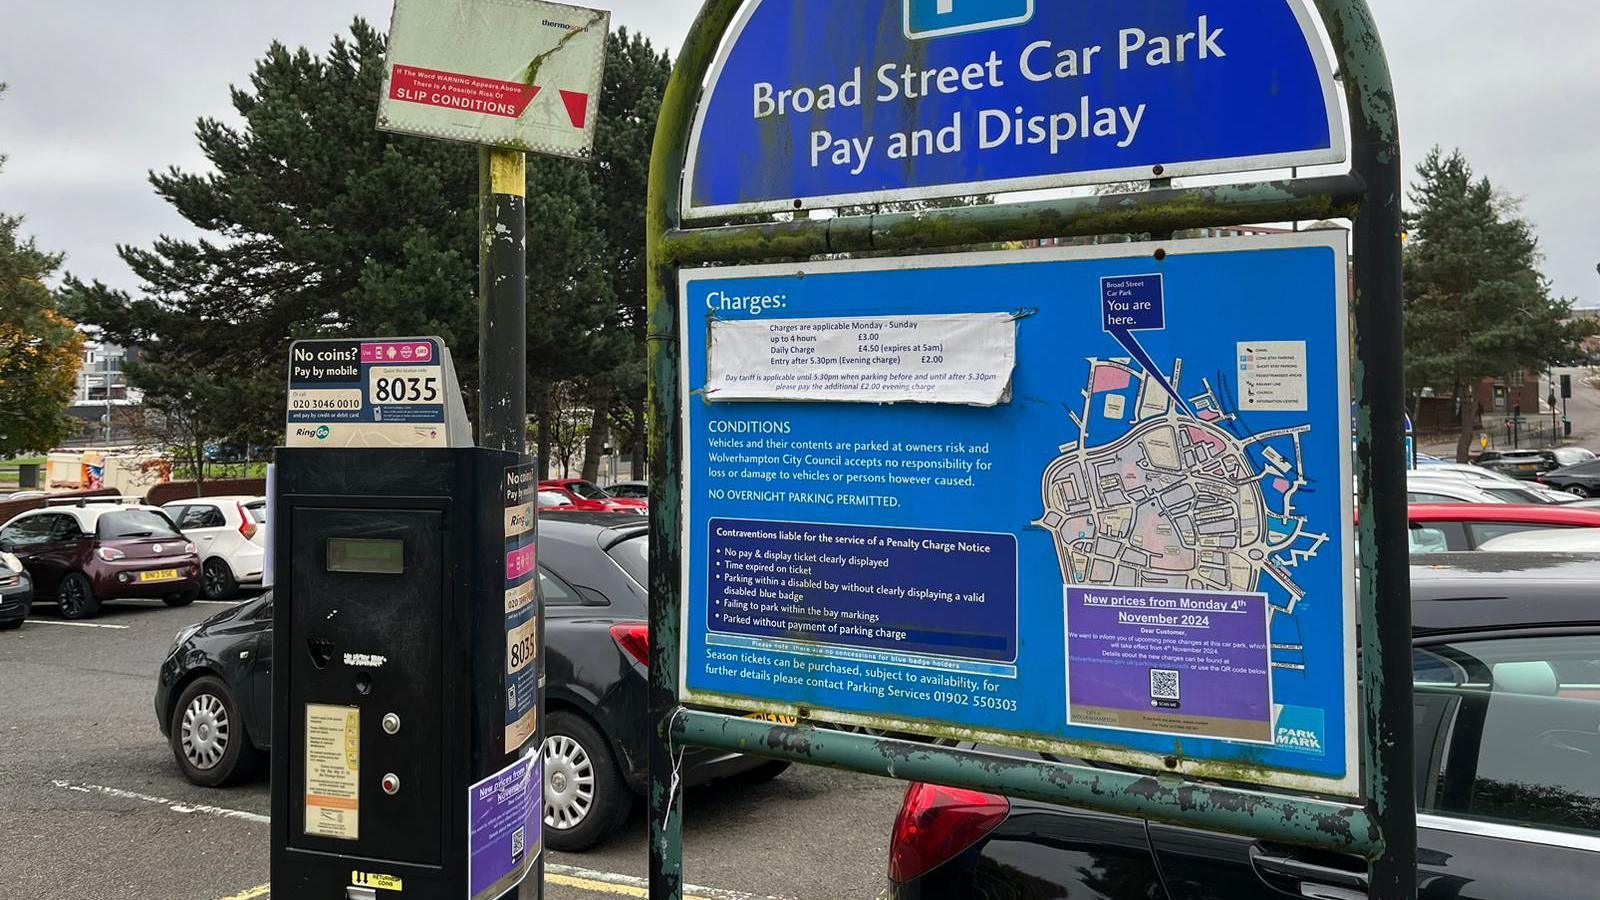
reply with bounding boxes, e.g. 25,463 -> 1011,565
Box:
1408,502 -> 1600,553
0,501 -> 201,619
539,479 -> 647,515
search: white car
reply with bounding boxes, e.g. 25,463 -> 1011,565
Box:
1412,467 -> 1577,504
162,496 -> 266,600
1476,528 -> 1600,553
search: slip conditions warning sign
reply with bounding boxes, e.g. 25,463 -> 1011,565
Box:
377,0 -> 609,158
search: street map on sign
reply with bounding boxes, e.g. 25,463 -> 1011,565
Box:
1039,352 -> 1329,666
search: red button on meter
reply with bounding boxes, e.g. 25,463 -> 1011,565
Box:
381,773 -> 400,796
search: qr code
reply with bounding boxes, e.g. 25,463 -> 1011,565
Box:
512,825 -> 526,860
1149,669 -> 1181,703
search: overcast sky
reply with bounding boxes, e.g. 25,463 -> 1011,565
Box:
2,1 -> 1596,305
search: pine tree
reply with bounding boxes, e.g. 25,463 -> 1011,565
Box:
585,28 -> 673,481
1402,148 -> 1593,461
0,83 -> 87,457
66,20 -> 616,464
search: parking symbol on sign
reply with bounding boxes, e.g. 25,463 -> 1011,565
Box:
905,0 -> 1034,40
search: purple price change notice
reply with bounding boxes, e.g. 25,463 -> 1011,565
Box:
1066,586 -> 1273,743
467,755 -> 541,900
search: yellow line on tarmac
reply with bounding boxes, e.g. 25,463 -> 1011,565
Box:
546,872 -> 741,900
217,884 -> 271,900
548,872 -> 649,897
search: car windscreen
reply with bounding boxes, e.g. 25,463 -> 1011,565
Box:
567,481 -> 611,501
1485,487 -> 1548,504
606,534 -> 648,587
96,509 -> 182,539
245,502 -> 267,524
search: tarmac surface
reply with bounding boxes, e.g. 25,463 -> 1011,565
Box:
0,594 -> 903,900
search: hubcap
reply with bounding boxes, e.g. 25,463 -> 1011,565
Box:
204,562 -> 226,596
542,734 -> 595,831
60,579 -> 83,614
181,693 -> 230,770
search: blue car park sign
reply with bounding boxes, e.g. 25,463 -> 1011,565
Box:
650,0 -> 1416,893
683,0 -> 1346,217
680,234 -> 1358,794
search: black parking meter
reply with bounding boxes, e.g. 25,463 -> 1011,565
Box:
270,447 -> 542,900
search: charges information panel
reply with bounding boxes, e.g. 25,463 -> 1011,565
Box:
681,233 -> 1358,794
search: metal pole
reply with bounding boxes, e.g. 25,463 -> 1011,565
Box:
1319,0 -> 1419,894
478,145 -> 538,900
480,147 -> 528,454
647,5 -> 747,899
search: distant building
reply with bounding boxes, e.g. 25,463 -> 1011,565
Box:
62,341 -> 144,447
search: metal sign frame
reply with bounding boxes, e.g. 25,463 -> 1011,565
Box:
647,1 -> 1413,897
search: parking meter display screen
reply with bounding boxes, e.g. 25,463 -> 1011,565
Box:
679,234 -> 1359,795
327,538 -> 405,575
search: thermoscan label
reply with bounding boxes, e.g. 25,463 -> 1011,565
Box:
304,704 -> 361,840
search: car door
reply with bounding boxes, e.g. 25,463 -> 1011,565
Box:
176,503 -> 233,562
246,594 -> 273,749
24,514 -> 82,595
1151,635 -> 1600,900
0,516 -> 58,590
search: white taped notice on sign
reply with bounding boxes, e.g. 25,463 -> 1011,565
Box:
706,313 -> 1016,406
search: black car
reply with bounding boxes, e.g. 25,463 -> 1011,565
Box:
0,551 -> 32,628
155,513 -> 778,851
888,553 -> 1600,900
1539,458 -> 1600,498
1479,447 -> 1594,481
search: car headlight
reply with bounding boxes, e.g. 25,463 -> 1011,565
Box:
172,624 -> 203,651
1,552 -> 21,574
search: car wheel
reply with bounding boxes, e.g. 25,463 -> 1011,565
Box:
170,675 -> 260,787
200,559 -> 237,601
56,573 -> 101,620
1566,485 -> 1591,498
543,711 -> 630,852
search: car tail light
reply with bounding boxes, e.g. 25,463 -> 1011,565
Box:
237,503 -> 258,540
610,623 -> 649,666
889,782 -> 1009,884
96,547 -> 126,562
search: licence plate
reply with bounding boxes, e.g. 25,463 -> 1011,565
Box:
138,569 -> 180,583
745,712 -> 799,726
1520,463 -> 1538,472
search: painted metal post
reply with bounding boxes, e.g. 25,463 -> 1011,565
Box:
478,145 -> 540,900
1317,2 -> 1417,892
479,147 -> 528,454
647,4 -> 747,899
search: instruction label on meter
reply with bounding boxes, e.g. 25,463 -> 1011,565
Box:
287,338 -> 449,448
504,463 -> 541,751
304,704 -> 361,840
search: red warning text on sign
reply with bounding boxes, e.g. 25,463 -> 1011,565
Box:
388,64 -> 540,118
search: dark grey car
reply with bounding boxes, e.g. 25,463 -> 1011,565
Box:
157,513 -> 778,851
888,553 -> 1600,900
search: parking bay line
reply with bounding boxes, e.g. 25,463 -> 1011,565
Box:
26,619 -> 130,629
50,779 -> 270,823
217,885 -> 270,900
48,781 -> 783,900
